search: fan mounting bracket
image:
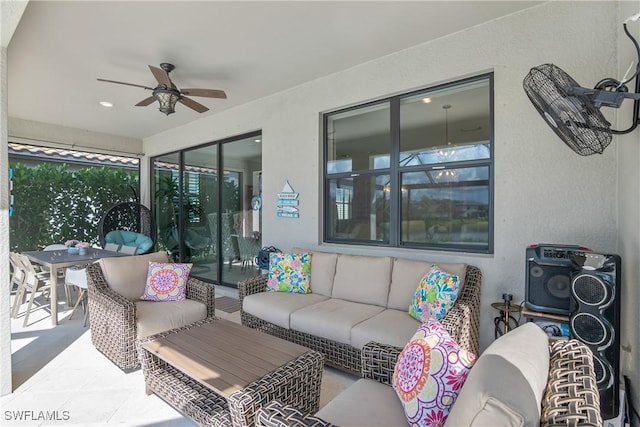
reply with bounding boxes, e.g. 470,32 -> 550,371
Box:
160,63 -> 175,73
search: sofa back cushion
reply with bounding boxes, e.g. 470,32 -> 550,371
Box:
291,248 -> 338,297
99,251 -> 169,301
444,322 -> 549,427
387,258 -> 467,310
331,254 -> 392,306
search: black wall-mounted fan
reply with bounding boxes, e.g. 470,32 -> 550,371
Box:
523,20 -> 640,156
98,63 -> 226,115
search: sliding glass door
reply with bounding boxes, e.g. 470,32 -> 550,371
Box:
152,131 -> 262,287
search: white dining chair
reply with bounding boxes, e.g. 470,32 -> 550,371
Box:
14,253 -> 53,326
65,266 -> 89,327
118,245 -> 137,255
104,243 -> 120,252
10,252 -> 27,309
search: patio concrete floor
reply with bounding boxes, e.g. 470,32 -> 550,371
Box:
3,284 -> 355,426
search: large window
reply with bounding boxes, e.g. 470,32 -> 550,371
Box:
324,74 -> 493,253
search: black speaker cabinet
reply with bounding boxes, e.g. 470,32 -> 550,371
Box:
525,244 -> 589,315
570,253 -> 621,420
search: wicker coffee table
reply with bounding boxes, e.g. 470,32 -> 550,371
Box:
138,318 -> 324,427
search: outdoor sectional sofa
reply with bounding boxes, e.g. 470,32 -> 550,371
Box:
254,323 -> 602,426
239,249 -> 481,376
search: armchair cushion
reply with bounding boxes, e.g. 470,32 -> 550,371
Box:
99,251 -> 169,301
315,379 -> 407,426
141,262 -> 192,302
136,299 -> 207,339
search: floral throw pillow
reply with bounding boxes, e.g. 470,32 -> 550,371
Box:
409,264 -> 460,322
267,252 -> 311,293
141,262 -> 192,302
393,319 -> 476,427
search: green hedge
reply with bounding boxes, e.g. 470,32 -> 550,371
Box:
10,163 -> 138,251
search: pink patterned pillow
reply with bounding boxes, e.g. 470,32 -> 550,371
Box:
141,262 -> 192,302
392,319 -> 476,426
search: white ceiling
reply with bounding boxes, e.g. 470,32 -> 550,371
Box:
7,1 -> 541,141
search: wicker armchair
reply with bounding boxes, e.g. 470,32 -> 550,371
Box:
255,339 -> 602,427
85,258 -> 215,370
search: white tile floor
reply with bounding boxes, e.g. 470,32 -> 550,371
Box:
3,284 -> 355,426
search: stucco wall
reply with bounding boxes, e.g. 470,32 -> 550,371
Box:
617,1 -> 640,422
146,1 -> 622,352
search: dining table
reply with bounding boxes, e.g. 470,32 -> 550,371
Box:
22,248 -> 130,325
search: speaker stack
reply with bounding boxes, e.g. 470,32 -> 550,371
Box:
570,253 -> 622,420
525,244 -> 622,420
525,244 -> 590,315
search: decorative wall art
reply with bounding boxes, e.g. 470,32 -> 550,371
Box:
276,181 -> 299,218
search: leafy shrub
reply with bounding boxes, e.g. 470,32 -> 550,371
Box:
10,163 -> 138,251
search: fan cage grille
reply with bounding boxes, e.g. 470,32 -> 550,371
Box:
523,64 -> 612,156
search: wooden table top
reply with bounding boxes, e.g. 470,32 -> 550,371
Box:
141,319 -> 310,396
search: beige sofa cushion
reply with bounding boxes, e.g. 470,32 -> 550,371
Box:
387,258 -> 467,310
350,309 -> 419,349
290,299 -> 384,345
316,378 -> 407,426
136,299 -> 207,339
99,251 -> 169,301
445,323 -> 550,427
307,251 -> 338,297
242,292 -> 329,329
331,254 -> 392,306
292,248 -> 338,297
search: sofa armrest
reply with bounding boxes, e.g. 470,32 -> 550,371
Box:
440,264 -> 482,355
541,339 -> 602,426
238,274 -> 268,305
360,341 -> 402,386
185,276 -> 215,318
255,400 -> 333,427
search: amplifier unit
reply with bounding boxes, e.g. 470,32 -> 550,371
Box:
525,243 -> 590,315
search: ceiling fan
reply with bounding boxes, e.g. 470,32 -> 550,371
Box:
97,63 -> 226,115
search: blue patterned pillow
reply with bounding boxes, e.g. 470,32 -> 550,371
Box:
409,264 -> 460,322
267,252 -> 311,293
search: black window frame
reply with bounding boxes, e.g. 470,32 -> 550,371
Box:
323,73 -> 494,254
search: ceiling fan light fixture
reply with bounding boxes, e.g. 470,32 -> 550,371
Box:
154,88 -> 180,115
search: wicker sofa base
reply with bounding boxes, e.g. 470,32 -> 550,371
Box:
241,311 -> 362,376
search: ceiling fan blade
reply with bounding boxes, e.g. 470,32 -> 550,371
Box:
135,96 -> 156,107
180,88 -> 227,99
179,96 -> 209,113
97,78 -> 153,90
149,65 -> 172,88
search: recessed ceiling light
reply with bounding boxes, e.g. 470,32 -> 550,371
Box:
421,97 -> 432,103
254,138 -> 262,143
99,101 -> 113,108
